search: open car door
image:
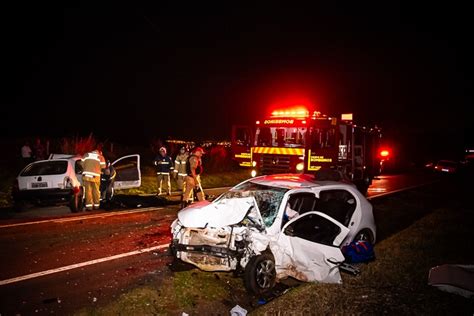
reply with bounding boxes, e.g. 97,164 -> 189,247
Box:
112,154 -> 141,190
274,211 -> 350,283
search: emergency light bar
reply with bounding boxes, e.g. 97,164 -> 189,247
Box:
271,109 -> 309,118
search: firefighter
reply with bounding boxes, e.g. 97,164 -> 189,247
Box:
81,144 -> 106,211
100,160 -> 116,202
183,147 -> 205,206
154,147 -> 174,195
173,146 -> 189,192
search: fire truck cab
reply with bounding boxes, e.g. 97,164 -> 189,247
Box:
231,108 -> 382,195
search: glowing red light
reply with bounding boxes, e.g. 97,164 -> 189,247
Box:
271,107 -> 309,118
380,150 -> 390,157
256,120 -> 260,125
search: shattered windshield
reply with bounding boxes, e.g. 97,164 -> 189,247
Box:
215,182 -> 288,227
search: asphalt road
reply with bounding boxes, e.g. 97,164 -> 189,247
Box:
0,171 -> 438,315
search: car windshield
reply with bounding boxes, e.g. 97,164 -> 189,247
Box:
215,181 -> 289,227
20,161 -> 68,176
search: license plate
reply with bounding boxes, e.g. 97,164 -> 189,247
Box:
32,182 -> 48,188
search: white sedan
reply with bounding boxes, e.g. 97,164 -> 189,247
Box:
13,154 -> 141,212
170,173 -> 376,294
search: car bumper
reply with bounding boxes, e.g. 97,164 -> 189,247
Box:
13,188 -> 74,203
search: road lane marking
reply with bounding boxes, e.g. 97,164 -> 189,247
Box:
368,180 -> 439,200
0,207 -> 164,229
0,243 -> 170,286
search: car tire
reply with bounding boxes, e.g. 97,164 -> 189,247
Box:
69,187 -> 84,213
353,229 -> 374,244
244,252 -> 276,295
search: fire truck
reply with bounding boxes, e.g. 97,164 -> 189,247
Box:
231,108 -> 383,194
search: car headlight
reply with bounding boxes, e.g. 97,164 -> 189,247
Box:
296,162 -> 304,171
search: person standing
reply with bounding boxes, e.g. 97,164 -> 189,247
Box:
173,146 -> 189,192
20,141 -> 33,165
100,160 -> 116,202
81,145 -> 106,211
33,138 -> 46,161
183,147 -> 205,206
154,147 -> 174,196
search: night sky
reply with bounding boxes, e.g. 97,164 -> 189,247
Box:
1,3 -> 473,160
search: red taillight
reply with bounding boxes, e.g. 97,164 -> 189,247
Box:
380,150 -> 390,157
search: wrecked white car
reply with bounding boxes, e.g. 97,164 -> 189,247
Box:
170,174 -> 376,294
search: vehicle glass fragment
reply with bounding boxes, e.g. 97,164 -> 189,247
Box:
215,181 -> 288,227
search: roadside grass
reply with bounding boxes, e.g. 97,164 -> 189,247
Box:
76,269 -> 247,315
118,167 -> 251,196
0,168 -> 18,208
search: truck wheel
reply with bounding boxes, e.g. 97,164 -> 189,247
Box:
69,188 -> 84,213
244,252 -> 276,295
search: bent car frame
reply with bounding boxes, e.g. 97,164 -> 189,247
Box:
170,173 -> 376,294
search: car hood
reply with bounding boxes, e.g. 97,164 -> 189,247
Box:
178,197 -> 263,229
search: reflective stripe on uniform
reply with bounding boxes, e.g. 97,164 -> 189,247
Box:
156,172 -> 170,175
81,153 -> 101,162
178,173 -> 187,176
83,171 -> 100,177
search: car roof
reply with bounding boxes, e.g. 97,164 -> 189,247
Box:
248,173 -> 346,189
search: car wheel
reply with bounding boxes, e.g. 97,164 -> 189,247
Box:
244,252 -> 276,295
353,229 -> 374,244
69,188 -> 84,213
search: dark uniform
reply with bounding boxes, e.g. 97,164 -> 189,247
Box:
154,147 -> 174,195
100,161 -> 116,202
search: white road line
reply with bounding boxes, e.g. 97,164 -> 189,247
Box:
0,207 -> 164,229
0,243 -> 170,286
368,181 -> 439,200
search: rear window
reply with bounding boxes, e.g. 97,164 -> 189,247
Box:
21,161 -> 68,176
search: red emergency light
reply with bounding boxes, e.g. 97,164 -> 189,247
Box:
271,107 -> 309,118
379,149 -> 390,158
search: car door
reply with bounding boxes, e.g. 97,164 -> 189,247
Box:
275,211 -> 349,283
112,154 -> 141,189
